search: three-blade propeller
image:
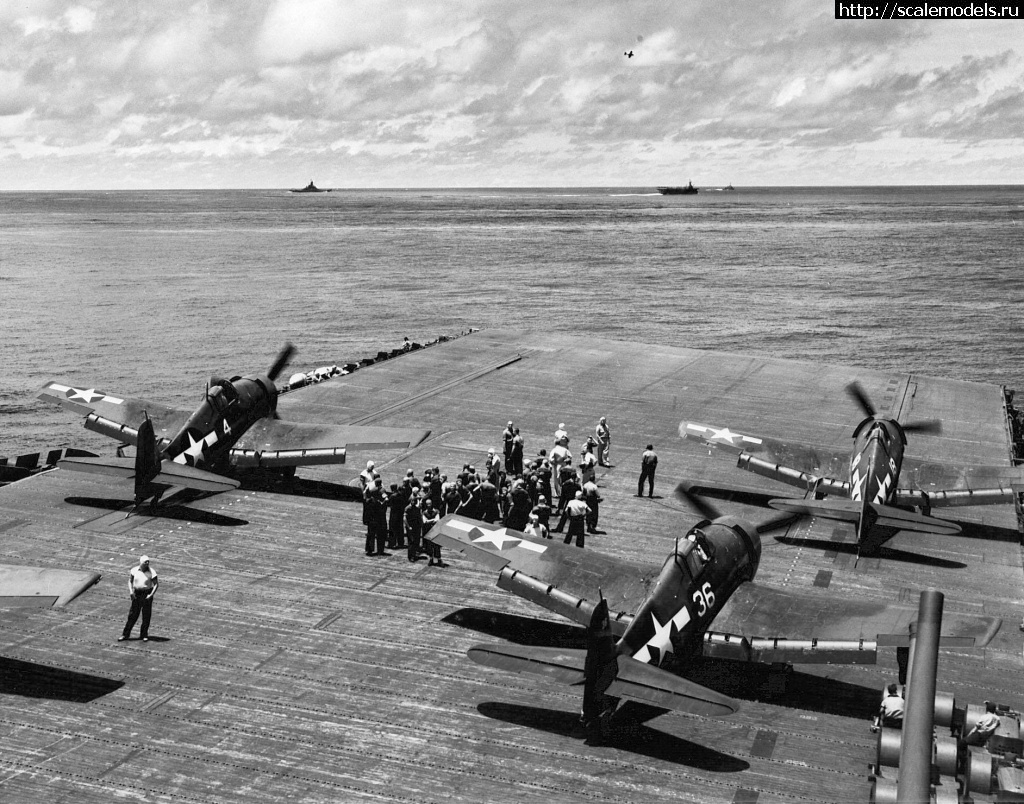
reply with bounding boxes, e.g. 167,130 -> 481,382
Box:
845,381 -> 942,435
675,482 -> 796,535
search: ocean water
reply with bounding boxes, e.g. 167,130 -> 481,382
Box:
1,186 -> 1022,456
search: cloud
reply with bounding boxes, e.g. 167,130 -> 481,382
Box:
0,0 -> 1021,187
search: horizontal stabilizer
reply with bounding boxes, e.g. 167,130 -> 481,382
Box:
468,643 -> 737,717
768,498 -> 961,535
768,497 -> 861,522
609,656 -> 738,716
59,456 -> 239,494
870,504 -> 961,534
0,565 -> 101,608
468,643 -> 585,685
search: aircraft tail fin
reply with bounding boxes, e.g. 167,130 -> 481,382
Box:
768,497 -> 960,535
582,598 -> 619,726
467,598 -> 737,723
134,417 -> 161,504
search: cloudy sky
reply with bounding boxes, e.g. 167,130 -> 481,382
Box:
1,0 -> 1021,188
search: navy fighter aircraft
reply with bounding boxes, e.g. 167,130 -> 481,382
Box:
38,345 -> 431,510
681,382 -> 1024,555
426,490 -> 999,739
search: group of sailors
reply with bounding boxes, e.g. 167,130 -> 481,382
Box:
358,417 -> 615,558
871,683 -> 1003,748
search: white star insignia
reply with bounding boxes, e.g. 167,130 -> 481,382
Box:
709,426 -> 740,444
68,387 -> 104,403
470,527 -> 521,550
647,611 -> 676,663
182,432 -> 207,465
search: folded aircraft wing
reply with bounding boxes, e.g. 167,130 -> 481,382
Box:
467,643 -> 737,717
38,381 -> 189,443
428,514 -> 656,632
897,457 -> 1024,495
893,460 -> 1024,508
0,565 -> 101,608
680,421 -> 852,494
59,456 -> 240,494
229,420 -> 431,467
701,581 -> 1001,665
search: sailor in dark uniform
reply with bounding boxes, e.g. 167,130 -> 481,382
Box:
638,444 -> 658,497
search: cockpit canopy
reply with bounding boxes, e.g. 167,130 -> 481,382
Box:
206,378 -> 239,413
660,528 -> 715,584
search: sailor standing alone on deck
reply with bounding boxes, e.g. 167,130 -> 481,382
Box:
637,444 -> 658,497
119,555 -> 158,642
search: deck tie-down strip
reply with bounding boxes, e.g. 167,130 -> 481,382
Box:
345,350 -> 533,426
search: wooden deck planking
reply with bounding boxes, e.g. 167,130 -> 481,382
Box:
2,331 -> 1022,803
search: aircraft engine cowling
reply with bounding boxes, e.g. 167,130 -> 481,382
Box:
231,374 -> 278,419
617,518 -> 760,667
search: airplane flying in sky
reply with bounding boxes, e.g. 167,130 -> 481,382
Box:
38,345 -> 431,510
426,489 -> 998,740
681,382 -> 1024,555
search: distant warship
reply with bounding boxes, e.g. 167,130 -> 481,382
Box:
290,181 -> 330,193
657,182 -> 698,195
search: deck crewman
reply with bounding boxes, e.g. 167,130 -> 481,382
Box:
871,684 -> 904,731
502,421 -> 515,472
119,555 -> 158,642
965,702 -> 1002,746
595,416 -> 611,466
561,490 -> 589,548
637,444 -> 658,497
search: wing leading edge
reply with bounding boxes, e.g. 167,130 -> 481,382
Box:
703,581 -> 1000,665
59,456 -> 240,494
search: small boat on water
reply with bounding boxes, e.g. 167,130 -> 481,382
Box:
290,181 -> 330,193
657,182 -> 698,195
723,184 -> 735,191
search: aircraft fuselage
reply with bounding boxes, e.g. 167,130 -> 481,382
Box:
618,516 -> 760,667
164,374 -> 278,470
849,416 -> 907,542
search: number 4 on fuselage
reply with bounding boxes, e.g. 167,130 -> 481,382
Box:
38,345 -> 431,509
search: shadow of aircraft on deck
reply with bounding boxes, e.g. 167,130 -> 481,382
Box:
478,701 -> 750,771
0,656 -> 124,702
443,607 -> 586,648
772,534 -> 968,569
680,656 -> 879,719
242,476 -> 364,503
448,607 -> 881,722
65,497 -> 248,527
475,700 -> 749,770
